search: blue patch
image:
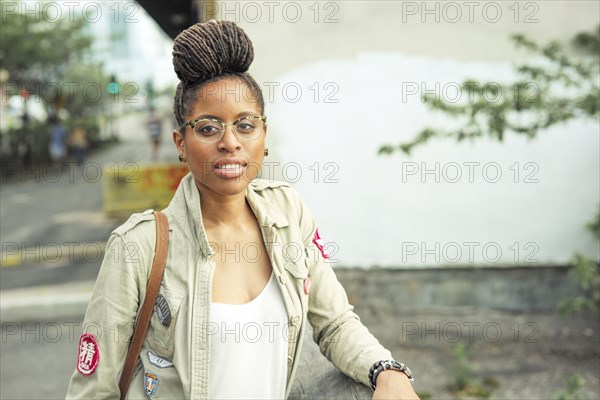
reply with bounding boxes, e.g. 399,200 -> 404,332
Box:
144,371 -> 159,397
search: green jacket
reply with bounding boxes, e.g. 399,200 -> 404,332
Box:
66,172 -> 393,399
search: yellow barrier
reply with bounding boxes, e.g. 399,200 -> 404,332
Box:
102,163 -> 189,219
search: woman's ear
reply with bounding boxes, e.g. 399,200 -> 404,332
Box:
173,130 -> 184,148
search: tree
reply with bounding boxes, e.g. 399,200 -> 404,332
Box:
378,26 -> 599,155
0,1 -> 111,166
557,206 -> 600,315
0,1 -> 104,116
377,27 -> 600,314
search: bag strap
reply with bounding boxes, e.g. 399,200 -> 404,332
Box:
119,211 -> 169,400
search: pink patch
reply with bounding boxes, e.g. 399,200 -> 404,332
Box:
76,333 -> 99,375
312,228 -> 330,259
304,277 -> 312,295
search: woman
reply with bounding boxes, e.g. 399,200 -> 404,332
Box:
66,20 -> 418,400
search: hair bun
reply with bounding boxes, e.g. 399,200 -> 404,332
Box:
172,20 -> 254,86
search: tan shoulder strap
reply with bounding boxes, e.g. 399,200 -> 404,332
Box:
119,211 -> 169,400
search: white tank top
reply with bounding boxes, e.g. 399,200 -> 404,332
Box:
209,271 -> 289,399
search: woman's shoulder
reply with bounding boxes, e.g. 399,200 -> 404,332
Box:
249,178 -> 304,205
111,209 -> 158,242
249,178 -> 315,230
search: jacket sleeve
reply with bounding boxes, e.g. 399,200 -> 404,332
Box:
291,189 -> 394,388
65,231 -> 147,399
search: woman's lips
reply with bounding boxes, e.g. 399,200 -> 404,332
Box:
213,163 -> 247,179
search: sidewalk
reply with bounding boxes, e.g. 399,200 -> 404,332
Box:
0,111 -> 178,277
0,280 -> 94,323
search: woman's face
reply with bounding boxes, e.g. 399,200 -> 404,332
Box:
173,77 -> 267,198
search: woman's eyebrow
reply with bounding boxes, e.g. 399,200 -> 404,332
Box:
236,111 -> 257,117
192,111 -> 257,120
193,114 -> 221,120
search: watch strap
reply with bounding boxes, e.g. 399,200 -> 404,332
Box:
368,359 -> 414,390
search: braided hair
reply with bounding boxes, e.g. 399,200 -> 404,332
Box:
172,20 -> 265,130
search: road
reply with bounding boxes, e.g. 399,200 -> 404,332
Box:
0,110 -> 179,399
1,319 -> 83,399
0,111 -> 178,290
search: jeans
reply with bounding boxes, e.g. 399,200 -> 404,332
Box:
289,327 -> 373,400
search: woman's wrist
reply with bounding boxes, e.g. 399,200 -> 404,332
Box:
376,369 -> 412,388
369,359 -> 414,390
373,370 -> 421,400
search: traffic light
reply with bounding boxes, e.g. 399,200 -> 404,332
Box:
107,74 -> 119,95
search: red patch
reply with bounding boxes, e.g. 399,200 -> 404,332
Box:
76,333 -> 99,375
312,228 -> 330,259
304,277 -> 312,295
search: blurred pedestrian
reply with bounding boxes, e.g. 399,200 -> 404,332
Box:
48,114 -> 67,168
147,110 -> 162,161
69,125 -> 88,166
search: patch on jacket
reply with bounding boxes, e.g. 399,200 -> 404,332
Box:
76,333 -> 99,375
144,371 -> 159,397
154,294 -> 172,327
313,228 -> 330,259
304,277 -> 312,295
147,351 -> 174,368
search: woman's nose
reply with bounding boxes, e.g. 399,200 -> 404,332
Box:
217,124 -> 241,152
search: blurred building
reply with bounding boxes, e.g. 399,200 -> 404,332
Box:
82,1 -> 178,91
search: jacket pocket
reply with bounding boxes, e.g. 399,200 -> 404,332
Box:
285,258 -> 310,319
284,260 -> 308,280
146,286 -> 184,358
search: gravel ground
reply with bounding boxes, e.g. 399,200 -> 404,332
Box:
355,307 -> 600,400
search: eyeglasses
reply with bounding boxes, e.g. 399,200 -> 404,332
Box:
179,115 -> 267,143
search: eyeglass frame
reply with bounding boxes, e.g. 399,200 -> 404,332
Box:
178,115 -> 267,143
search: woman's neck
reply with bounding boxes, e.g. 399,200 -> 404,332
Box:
197,186 -> 250,229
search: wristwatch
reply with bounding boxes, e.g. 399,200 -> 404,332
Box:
368,360 -> 414,390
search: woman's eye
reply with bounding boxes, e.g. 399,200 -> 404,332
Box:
197,125 -> 219,135
237,123 -> 255,132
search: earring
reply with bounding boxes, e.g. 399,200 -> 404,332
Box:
264,148 -> 269,157
178,153 -> 186,162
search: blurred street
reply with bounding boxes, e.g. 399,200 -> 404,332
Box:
0,111 -> 179,398
1,111 -> 177,290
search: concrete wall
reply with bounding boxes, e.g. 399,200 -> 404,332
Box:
209,1 -> 600,77
335,265 -> 584,311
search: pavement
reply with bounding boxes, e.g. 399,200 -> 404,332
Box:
0,280 -> 95,323
0,110 -> 178,320
0,109 -> 177,399
1,110 -> 178,290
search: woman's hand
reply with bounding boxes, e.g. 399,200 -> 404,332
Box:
371,370 -> 420,400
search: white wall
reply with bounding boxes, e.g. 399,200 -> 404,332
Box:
225,1 -> 600,267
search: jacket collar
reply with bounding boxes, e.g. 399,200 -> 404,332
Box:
165,173 -> 289,257
245,181 -> 289,229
